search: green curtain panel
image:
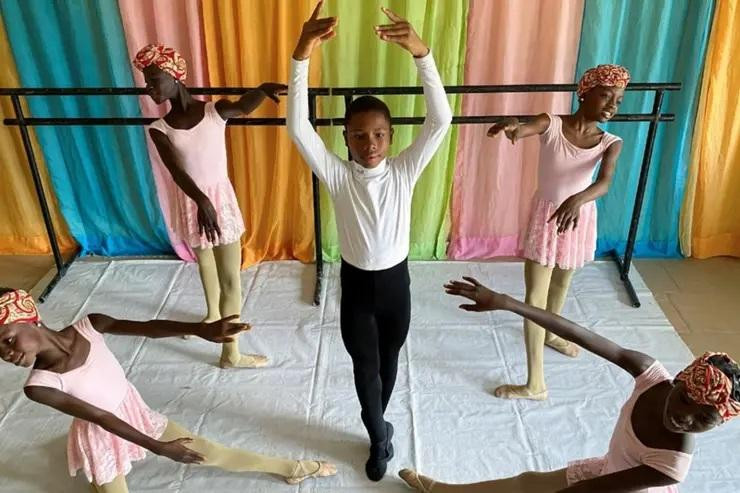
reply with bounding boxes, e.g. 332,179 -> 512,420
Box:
317,0 -> 468,261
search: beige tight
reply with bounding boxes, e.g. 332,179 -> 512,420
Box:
401,468 -> 568,493
495,260 -> 576,399
90,421 -> 320,492
194,241 -> 261,366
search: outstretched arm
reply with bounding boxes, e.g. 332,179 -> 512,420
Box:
444,277 -> 654,377
287,0 -> 344,190
24,386 -> 204,464
215,83 -> 288,120
87,313 -> 248,343
487,113 -> 551,145
377,7 -> 453,181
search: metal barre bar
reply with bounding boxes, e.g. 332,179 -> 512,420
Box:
4,113 -> 675,126
0,82 -> 681,96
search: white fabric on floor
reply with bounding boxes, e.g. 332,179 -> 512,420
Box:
0,259 -> 738,492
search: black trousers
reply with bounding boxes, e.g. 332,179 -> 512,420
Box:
340,258 -> 411,445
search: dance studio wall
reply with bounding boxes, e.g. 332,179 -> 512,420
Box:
0,16 -> 76,255
0,0 -> 171,256
680,0 -> 740,259
0,0 -> 735,262
572,0 -> 714,258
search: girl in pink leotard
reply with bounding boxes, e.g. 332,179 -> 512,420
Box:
0,289 -> 336,492
486,65 -> 630,401
399,277 -> 740,492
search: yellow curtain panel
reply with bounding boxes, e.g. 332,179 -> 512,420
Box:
681,0 -> 740,258
0,16 -> 75,254
201,0 -> 321,268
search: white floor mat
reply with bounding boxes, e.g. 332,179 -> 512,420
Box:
1,259 -> 738,492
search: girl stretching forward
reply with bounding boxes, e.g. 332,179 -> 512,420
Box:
0,289 -> 336,492
400,277 -> 740,492
486,65 -> 630,400
288,1 -> 452,481
133,44 -> 286,368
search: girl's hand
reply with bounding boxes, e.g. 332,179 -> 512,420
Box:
154,438 -> 205,464
259,82 -> 289,103
548,195 -> 583,234
196,197 -> 221,244
444,277 -> 509,312
487,118 -> 520,144
375,7 -> 429,57
293,0 -> 337,60
199,315 -> 251,343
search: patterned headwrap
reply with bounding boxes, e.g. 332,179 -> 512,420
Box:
577,64 -> 631,97
676,352 -> 740,423
133,43 -> 187,82
0,289 -> 40,325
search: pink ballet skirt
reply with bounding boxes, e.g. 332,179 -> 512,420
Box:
67,383 -> 168,485
520,196 -> 597,270
170,178 -> 245,249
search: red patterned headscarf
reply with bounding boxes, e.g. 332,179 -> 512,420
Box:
0,289 -> 40,325
133,43 -> 187,82
676,352 -> 740,423
577,64 -> 630,97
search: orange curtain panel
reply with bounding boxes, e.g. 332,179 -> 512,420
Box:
201,0 -> 320,268
681,0 -> 740,258
0,15 -> 75,255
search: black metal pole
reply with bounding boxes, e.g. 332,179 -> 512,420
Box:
10,95 -> 75,301
612,89 -> 665,308
3,113 -> 675,127
309,94 -> 324,306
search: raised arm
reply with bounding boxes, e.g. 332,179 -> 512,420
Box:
87,313 -> 248,343
487,113 -> 551,144
377,8 -> 453,181
444,277 -> 654,377
215,83 -> 288,119
286,1 -> 344,189
149,128 -> 221,244
24,386 -> 204,464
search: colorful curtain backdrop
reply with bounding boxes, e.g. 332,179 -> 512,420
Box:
118,0 -> 209,262
680,0 -> 740,258
0,14 -> 76,254
449,0 -> 584,260
201,0 -> 318,268
0,0 -> 171,256
575,0 -> 714,258
318,0 -> 468,261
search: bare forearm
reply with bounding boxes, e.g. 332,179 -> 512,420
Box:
501,295 -> 652,375
504,296 -> 618,353
89,314 -> 205,339
98,412 -> 162,452
236,89 -> 268,115
169,167 -> 208,204
573,179 -> 610,205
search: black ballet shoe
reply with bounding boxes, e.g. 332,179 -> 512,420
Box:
365,422 -> 395,481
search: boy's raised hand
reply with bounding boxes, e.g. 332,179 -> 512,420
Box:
375,7 -> 429,58
293,0 -> 337,60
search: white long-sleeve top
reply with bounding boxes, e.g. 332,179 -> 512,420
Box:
287,53 -> 452,271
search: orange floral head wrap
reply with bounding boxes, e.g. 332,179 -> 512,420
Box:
577,64 -> 630,97
0,289 -> 40,325
133,43 -> 187,82
676,352 -> 740,423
